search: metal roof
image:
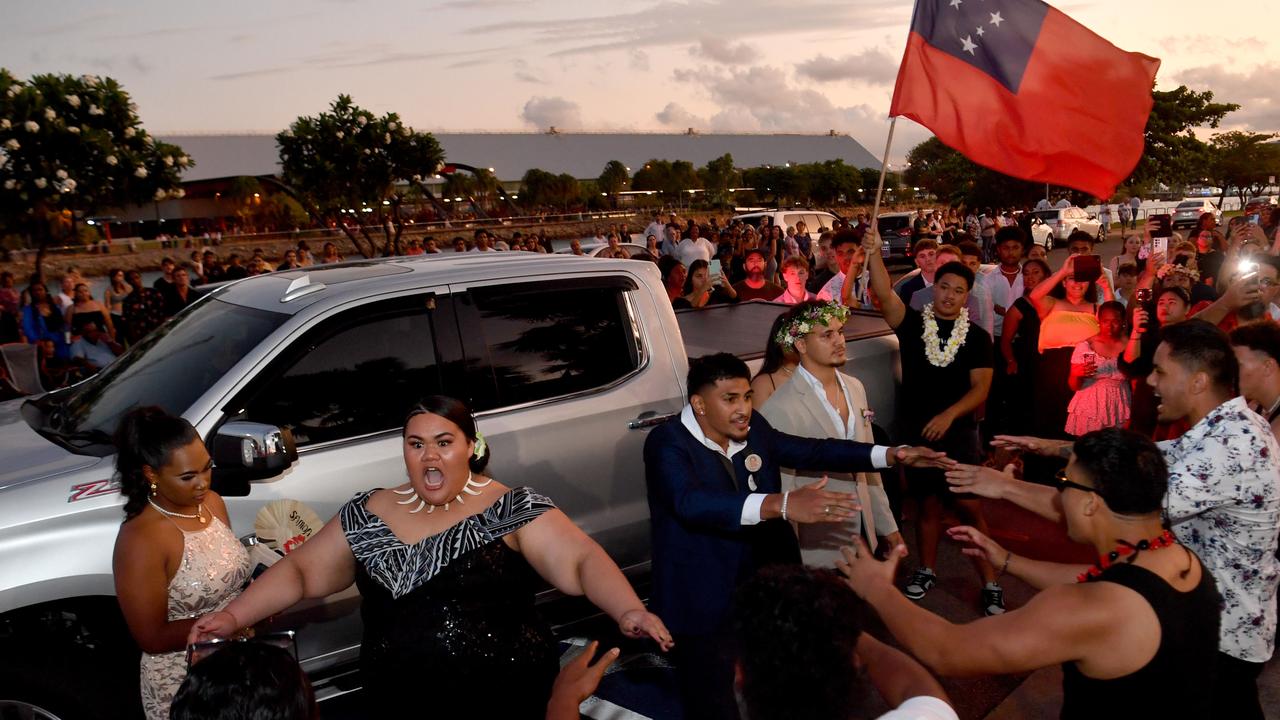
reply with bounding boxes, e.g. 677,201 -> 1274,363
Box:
158,132 -> 880,183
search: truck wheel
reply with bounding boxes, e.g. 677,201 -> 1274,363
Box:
0,644 -> 141,720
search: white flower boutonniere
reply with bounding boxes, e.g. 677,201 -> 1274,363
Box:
922,304 -> 969,368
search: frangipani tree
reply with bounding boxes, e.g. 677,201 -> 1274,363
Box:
0,69 -> 190,276
276,95 -> 444,257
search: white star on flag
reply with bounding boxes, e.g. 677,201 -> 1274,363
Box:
949,0 -> 963,8
961,35 -> 978,54
976,26 -> 985,36
989,11 -> 1005,27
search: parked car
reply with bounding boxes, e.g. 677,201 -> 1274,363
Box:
1028,207 -> 1102,249
0,255 -> 900,717
732,209 -> 840,236
555,242 -> 649,258
1171,199 -> 1221,230
876,212 -> 918,258
1244,196 -> 1278,217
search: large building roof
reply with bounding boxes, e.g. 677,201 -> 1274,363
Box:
159,131 -> 880,183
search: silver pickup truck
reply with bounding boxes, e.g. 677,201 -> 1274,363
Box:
0,254 -> 899,718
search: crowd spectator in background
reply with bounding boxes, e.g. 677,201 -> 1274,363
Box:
1065,301 -> 1131,436
1231,322 -> 1280,443
68,320 -> 120,373
277,249 -> 302,271
674,259 -> 736,309
894,239 -> 939,304
103,269 -> 132,332
21,280 -> 67,359
1109,233 -> 1146,281
1122,286 -> 1191,439
153,258 -> 176,296
0,271 -> 19,343
121,270 -> 168,346
999,258 -> 1051,433
806,232 -> 838,294
751,312 -> 799,407
816,230 -> 868,307
775,256 -> 818,306
54,269 -> 80,311
162,266 -> 202,316
733,248 -> 783,301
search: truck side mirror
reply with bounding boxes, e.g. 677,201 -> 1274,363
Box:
210,422 -> 298,495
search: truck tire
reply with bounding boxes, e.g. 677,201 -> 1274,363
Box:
0,644 -> 142,720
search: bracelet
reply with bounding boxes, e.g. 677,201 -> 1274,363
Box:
998,551 -> 1012,579
781,491 -> 790,521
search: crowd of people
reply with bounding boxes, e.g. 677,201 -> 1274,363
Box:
51,197 -> 1280,718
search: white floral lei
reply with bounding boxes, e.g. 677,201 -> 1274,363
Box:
922,303 -> 969,367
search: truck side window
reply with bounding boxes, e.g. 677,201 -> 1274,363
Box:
463,281 -> 641,411
239,299 -> 444,446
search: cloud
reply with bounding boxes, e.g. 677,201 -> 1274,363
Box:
629,49 -> 651,72
465,0 -> 905,57
655,102 -> 706,128
521,96 -> 582,129
690,36 -> 758,65
1174,63 -> 1280,133
514,70 -> 546,84
795,49 -> 898,85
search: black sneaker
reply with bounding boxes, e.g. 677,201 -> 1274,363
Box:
983,583 -> 1006,616
904,568 -> 936,600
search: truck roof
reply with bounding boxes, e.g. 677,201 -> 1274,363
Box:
208,252 -> 656,314
676,301 -> 893,360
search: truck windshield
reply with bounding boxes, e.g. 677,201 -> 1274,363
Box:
29,297 -> 288,453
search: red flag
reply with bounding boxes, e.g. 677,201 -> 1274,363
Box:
890,0 -> 1160,199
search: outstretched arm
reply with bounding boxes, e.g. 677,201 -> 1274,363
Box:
863,231 -> 906,328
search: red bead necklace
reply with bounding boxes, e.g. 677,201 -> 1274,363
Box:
1077,529 -> 1177,583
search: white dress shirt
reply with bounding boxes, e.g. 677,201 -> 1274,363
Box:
980,265 -> 1024,333
668,238 -> 715,268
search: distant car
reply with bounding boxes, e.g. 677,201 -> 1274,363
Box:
1244,196 -> 1278,217
877,212 -> 917,258
555,242 -> 649,258
732,209 -> 840,236
1171,199 -> 1221,230
1028,207 -> 1102,249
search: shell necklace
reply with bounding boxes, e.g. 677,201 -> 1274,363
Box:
393,472 -> 493,514
922,303 -> 969,368
149,498 -> 207,523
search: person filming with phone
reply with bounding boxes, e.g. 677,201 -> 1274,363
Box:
674,258 -> 737,309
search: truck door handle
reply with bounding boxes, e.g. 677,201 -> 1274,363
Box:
628,411 -> 679,430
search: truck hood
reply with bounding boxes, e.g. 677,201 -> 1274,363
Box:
0,398 -> 102,492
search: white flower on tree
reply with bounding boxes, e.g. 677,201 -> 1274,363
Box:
154,189 -> 167,201
0,118 -> 9,130
135,167 -> 148,178
3,179 -> 15,190
105,155 -> 118,166
67,95 -> 81,108
33,178 -> 47,189
43,108 -> 56,120
55,169 -> 68,179
60,179 -> 76,193
172,188 -> 186,198
24,120 -> 39,132
336,130 -> 345,139
68,126 -> 81,134
357,116 -> 368,126
88,104 -> 104,116
163,155 -> 174,167
4,139 -> 18,150
123,127 -> 135,137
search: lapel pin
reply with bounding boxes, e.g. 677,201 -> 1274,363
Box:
745,454 -> 763,472
747,475 -> 757,491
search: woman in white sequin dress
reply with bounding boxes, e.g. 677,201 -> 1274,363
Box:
112,407 -> 250,719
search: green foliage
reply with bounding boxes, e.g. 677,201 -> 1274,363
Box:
1205,131 -> 1280,205
905,136 -> 1060,208
1128,86 -> 1238,192
633,159 -> 702,203
518,168 -> 580,209
698,153 -> 737,207
276,94 -> 444,256
597,160 -> 630,198
0,69 -> 189,272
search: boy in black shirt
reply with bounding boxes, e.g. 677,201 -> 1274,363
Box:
863,230 -> 1005,615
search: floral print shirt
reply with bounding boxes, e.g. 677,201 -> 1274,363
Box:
1160,396 -> 1280,662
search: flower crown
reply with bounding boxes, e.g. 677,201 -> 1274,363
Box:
774,302 -> 851,350
1156,263 -> 1200,282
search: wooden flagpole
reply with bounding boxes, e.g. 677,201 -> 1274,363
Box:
844,116 -> 898,307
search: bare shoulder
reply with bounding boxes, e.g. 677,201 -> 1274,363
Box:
114,512 -> 181,564
205,491 -> 230,523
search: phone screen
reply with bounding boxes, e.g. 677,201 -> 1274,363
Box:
1152,236 -> 1169,258
1149,213 -> 1173,238
1248,213 -> 1261,225
709,259 -> 723,284
1073,254 -> 1102,283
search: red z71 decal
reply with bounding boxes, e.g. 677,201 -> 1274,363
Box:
68,479 -> 121,503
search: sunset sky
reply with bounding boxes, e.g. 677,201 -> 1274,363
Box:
4,0 -> 1276,164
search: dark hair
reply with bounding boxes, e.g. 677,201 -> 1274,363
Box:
114,407 -> 202,520
830,229 -> 862,249
1116,263 -> 1139,277
1097,300 -> 1126,319
934,260 -> 975,290
171,643 -> 317,720
1156,286 -> 1190,307
683,259 -> 709,295
912,238 -> 938,255
1022,258 -> 1051,281
1072,428 -> 1168,515
758,312 -> 796,376
1066,230 -> 1096,248
404,395 -> 490,473
1231,322 -> 1280,365
687,352 -> 750,401
994,226 -> 1026,246
657,255 -> 682,284
744,247 -> 769,262
1050,273 -> 1099,304
733,566 -> 864,720
1159,319 -> 1239,395
956,239 -> 983,259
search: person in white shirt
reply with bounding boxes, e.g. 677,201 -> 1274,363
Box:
1098,204 -> 1112,235
813,230 -> 868,308
642,213 -> 666,250
469,229 -> 495,252
1129,195 -> 1142,229
68,320 -> 120,372
667,225 -> 715,268
1035,197 -> 1052,211
1054,197 -> 1072,209
733,565 -> 958,720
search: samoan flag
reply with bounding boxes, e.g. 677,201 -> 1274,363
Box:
890,0 -> 1160,199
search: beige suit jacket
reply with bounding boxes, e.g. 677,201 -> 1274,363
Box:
759,369 -> 898,568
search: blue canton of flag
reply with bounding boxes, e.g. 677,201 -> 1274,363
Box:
911,0 -> 1050,94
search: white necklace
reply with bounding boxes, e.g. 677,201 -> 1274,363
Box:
922,303 -> 969,368
149,498 -> 207,523
393,472 -> 493,514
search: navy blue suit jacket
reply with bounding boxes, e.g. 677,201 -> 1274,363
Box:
643,412 -> 877,636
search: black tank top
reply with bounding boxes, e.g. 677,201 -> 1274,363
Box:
1060,558 -> 1220,719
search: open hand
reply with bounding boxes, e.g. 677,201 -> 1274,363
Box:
947,525 -> 1007,568
836,536 -> 906,600
920,413 -> 954,442
788,476 -> 861,524
944,463 -> 1016,499
991,435 -> 1068,457
547,641 -> 619,718
618,609 -> 674,651
893,445 -> 953,469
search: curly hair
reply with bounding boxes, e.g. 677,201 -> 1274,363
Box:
171,643 -> 316,720
732,566 -> 865,720
404,395 -> 490,474
113,407 -> 201,520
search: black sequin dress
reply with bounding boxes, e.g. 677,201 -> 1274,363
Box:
339,486 -> 559,718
